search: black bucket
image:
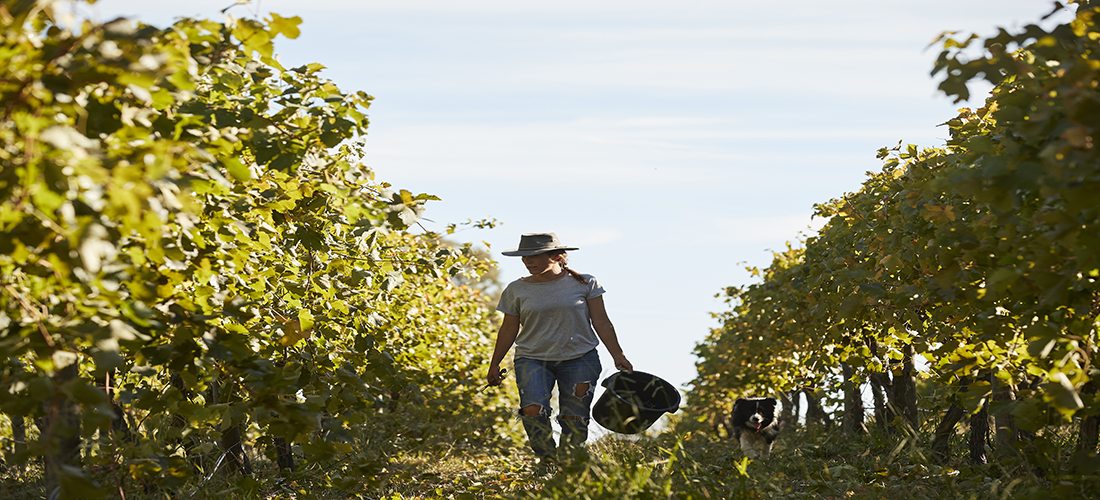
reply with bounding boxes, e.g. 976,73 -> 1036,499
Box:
592,371 -> 680,434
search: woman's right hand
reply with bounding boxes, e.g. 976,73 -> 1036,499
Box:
486,365 -> 504,386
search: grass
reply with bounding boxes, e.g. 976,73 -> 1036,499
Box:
3,421 -> 1100,499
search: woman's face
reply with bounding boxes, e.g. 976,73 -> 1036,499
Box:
521,252 -> 561,276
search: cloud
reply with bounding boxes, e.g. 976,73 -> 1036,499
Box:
693,212 -> 828,246
363,117 -> 937,189
559,227 -> 624,248
172,0 -> 1073,25
508,45 -> 935,97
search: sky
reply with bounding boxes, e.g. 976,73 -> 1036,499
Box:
89,0 -> 1073,434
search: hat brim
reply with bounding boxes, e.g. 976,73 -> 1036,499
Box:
501,246 -> 579,257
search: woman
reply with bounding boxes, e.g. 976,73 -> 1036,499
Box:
486,232 -> 633,473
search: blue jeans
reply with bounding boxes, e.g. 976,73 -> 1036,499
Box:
514,349 -> 602,457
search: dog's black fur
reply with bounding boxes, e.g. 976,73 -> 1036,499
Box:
730,397 -> 781,459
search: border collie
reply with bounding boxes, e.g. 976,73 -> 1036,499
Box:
731,397 -> 781,459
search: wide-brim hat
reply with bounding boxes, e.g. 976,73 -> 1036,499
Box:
502,233 -> 579,257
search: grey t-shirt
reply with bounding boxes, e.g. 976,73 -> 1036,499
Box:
496,274 -> 606,361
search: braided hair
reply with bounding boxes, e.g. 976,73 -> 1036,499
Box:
547,250 -> 587,284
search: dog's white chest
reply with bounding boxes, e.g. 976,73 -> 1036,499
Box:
739,431 -> 773,459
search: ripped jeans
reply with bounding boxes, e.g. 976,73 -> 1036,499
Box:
513,349 -> 602,457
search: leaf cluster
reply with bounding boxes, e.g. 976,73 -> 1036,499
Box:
688,0 -> 1100,462
1,1 -> 514,496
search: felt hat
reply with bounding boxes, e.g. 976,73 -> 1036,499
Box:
501,233 -> 579,257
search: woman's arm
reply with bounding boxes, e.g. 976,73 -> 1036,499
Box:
588,295 -> 634,372
486,313 -> 520,386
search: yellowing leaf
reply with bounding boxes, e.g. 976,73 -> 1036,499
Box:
922,204 -> 956,223
279,319 -> 309,347
1060,126 -> 1091,148
269,13 -> 302,39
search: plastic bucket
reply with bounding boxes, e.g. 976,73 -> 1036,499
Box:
592,371 -> 680,434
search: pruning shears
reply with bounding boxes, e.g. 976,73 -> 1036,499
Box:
480,368 -> 508,393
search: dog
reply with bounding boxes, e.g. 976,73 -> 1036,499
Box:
730,397 -> 781,459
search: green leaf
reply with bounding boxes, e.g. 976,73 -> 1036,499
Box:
91,344 -> 125,373
965,135 -> 996,154
962,381 -> 991,415
838,293 -> 864,318
296,227 -> 326,251
222,157 -> 252,181
986,267 -> 1018,293
62,378 -> 109,406
298,309 -> 315,332
1011,397 -> 1047,432
1043,372 -> 1084,415
58,464 -> 107,499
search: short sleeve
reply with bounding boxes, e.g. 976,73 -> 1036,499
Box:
496,283 -> 518,316
585,275 -> 606,300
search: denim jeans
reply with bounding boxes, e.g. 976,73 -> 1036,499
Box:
513,349 -> 602,457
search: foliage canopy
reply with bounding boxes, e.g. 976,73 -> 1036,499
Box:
689,0 -> 1100,481
1,1 -> 514,496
